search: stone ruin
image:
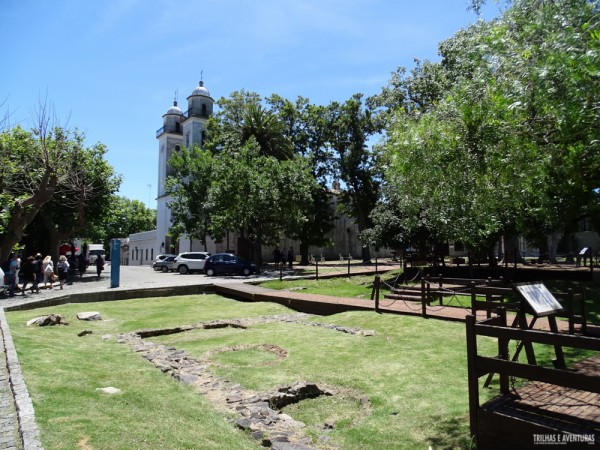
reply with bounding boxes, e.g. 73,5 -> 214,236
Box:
114,313 -> 374,449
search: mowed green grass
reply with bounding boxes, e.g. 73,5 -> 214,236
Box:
7,289 -> 592,449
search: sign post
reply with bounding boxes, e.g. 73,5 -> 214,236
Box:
514,282 -> 566,368
110,239 -> 121,288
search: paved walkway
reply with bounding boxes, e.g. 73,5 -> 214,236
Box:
0,262 -> 593,448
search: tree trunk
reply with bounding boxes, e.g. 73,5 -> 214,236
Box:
0,171 -> 58,262
548,231 -> 559,263
487,244 -> 498,268
299,241 -> 310,266
503,234 -> 523,263
361,245 -> 371,264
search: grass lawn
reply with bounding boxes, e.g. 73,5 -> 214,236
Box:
7,293 -> 500,449
6,281 -> 599,449
259,270 -> 402,299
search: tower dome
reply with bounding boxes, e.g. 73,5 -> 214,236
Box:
191,80 -> 211,97
166,101 -> 182,115
186,78 -> 214,119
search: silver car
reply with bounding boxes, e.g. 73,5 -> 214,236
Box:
173,252 -> 211,274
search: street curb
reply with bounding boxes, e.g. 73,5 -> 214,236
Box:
0,307 -> 43,450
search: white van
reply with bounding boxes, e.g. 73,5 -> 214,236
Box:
88,244 -> 106,265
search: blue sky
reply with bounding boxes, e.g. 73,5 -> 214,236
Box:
1,0 -> 501,208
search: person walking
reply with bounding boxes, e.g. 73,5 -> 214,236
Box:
272,247 -> 281,269
57,255 -> 69,290
33,253 -> 43,293
78,253 -> 87,278
42,255 -> 54,289
95,254 -> 104,279
20,256 -> 36,295
5,253 -> 19,297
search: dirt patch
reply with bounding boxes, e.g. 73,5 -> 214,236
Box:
205,344 -> 288,367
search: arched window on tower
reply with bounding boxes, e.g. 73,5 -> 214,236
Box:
175,122 -> 180,133
202,104 -> 207,116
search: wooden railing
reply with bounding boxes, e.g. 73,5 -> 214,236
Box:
466,311 -> 600,448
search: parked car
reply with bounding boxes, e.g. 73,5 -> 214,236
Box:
203,253 -> 256,276
152,256 -> 176,273
174,252 -> 211,274
155,253 -> 176,262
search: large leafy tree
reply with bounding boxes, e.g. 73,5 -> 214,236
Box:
166,144 -> 214,250
95,196 -> 155,243
268,95 -> 336,264
0,107 -> 70,261
327,94 -> 382,262
168,91 -> 316,267
21,136 -> 121,260
207,138 -> 315,266
370,0 -> 600,262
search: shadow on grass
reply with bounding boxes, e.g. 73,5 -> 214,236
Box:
426,414 -> 475,450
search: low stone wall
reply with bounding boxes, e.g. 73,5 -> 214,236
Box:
4,284 -> 215,312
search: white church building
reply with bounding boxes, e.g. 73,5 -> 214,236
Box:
126,80 -> 377,267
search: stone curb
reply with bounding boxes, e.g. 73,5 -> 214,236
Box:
0,308 -> 43,450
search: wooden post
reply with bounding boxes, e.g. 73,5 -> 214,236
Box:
547,315 -> 566,369
421,276 -> 427,318
470,281 -> 477,316
279,264 -> 283,281
567,288 -> 575,334
581,287 -> 588,335
426,274 -> 431,305
485,292 -> 492,319
374,275 -> 380,312
347,256 -> 351,277
315,259 -> 319,281
375,256 -> 378,275
517,306 -> 537,365
465,315 -> 480,448
498,308 -> 510,394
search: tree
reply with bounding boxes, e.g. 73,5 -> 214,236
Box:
97,196 -> 155,243
21,136 -> 121,260
0,102 -> 71,261
166,144 -> 214,250
371,0 -> 600,263
268,95 -> 336,264
327,94 -> 381,262
167,90 -> 317,267
210,138 -> 315,266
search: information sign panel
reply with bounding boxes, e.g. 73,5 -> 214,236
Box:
514,282 -> 563,317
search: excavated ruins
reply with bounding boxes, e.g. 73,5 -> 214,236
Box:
115,313 -> 375,449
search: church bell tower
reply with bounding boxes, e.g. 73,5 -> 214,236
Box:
156,79 -> 214,254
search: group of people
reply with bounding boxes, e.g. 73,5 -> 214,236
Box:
272,247 -> 294,269
1,251 -> 105,298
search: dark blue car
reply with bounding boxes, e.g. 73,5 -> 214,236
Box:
203,253 -> 256,276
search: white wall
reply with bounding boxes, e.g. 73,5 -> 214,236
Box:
128,230 -> 157,266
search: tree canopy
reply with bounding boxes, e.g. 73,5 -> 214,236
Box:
364,0 -> 600,261
0,102 -> 121,261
